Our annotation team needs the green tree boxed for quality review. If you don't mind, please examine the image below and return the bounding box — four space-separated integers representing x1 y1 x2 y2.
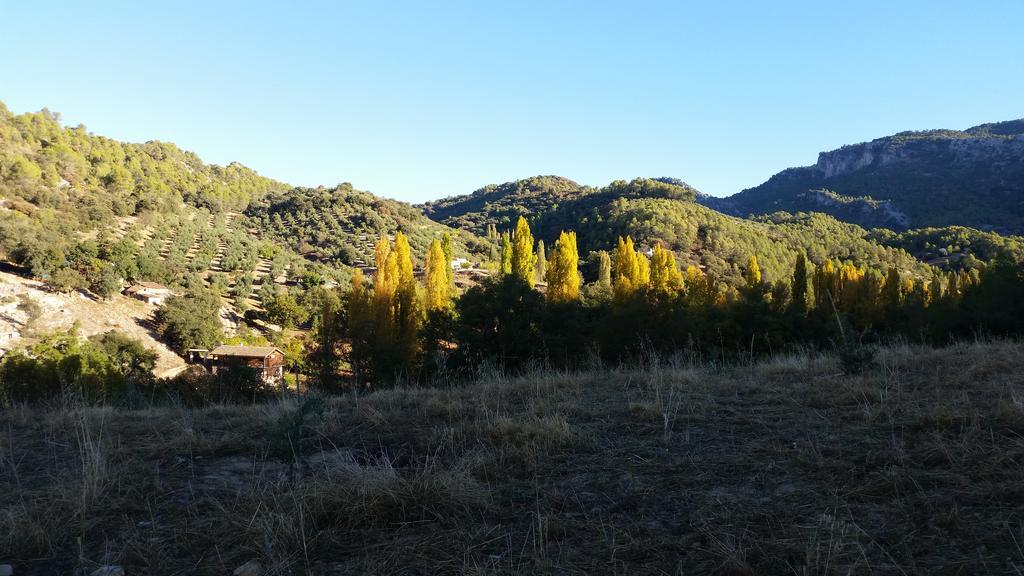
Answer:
789 253 809 316
265 289 309 329
441 232 455 286
598 250 612 287
307 287 342 388
155 288 223 352
88 262 122 299
535 239 547 283
500 231 513 275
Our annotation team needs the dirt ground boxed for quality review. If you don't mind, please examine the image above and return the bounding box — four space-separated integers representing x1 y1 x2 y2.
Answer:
0 270 187 377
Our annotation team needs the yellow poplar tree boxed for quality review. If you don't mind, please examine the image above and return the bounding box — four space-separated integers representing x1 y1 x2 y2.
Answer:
392 232 420 372
372 237 397 329
424 238 451 310
613 236 652 301
636 253 650 287
545 231 580 303
613 236 638 300
510 216 536 284
744 255 762 287
649 244 683 295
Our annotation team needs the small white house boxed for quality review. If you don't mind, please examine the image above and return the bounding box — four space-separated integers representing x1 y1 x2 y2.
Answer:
450 257 470 270
124 281 172 306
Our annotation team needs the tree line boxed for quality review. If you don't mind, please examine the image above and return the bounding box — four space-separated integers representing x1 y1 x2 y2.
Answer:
309 217 1024 387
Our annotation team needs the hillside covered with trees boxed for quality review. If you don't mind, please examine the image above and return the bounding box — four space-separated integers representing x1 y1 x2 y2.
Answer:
0 101 486 306
421 175 933 287
247 184 489 268
716 119 1024 233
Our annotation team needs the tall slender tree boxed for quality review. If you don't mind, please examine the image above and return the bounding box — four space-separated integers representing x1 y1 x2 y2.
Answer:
789 252 809 316
649 244 683 295
500 231 512 275
535 239 547 283
424 238 451 310
613 236 638 300
598 250 612 287
440 232 454 286
545 231 581 303
511 216 536 284
744 255 762 287
372 237 397 330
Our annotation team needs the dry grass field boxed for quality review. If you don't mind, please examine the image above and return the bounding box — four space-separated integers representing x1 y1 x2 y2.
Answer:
2 340 1023 575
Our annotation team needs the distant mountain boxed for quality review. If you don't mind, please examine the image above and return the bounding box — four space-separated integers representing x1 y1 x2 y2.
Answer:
421 175 699 236
712 120 1024 233
421 175 596 236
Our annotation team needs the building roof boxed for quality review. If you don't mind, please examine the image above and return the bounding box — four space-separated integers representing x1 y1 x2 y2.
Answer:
126 281 169 291
209 345 283 359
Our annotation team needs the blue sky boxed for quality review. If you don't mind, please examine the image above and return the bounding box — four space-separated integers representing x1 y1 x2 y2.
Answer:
2 0 1022 202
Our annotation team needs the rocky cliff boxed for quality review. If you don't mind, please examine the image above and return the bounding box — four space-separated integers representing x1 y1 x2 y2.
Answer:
713 120 1024 233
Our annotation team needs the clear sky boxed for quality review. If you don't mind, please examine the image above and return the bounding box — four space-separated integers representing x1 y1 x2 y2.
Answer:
2 1 1022 202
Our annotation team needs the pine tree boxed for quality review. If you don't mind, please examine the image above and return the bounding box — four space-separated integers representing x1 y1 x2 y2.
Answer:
535 239 546 283
511 216 536 284
500 231 512 275
789 252 809 316
597 250 612 287
424 238 451 311
545 231 580 303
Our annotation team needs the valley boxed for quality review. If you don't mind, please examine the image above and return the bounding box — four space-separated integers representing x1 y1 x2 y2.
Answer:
0 99 1022 576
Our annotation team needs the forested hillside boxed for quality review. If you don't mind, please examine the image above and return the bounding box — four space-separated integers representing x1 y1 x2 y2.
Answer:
0 102 289 284
423 175 930 286
247 184 490 268
0 101 486 302
718 120 1024 233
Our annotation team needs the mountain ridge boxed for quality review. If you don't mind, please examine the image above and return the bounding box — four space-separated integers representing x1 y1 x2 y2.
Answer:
712 119 1024 233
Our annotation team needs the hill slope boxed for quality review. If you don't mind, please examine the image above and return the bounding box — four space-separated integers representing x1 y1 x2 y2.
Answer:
423 176 931 285
246 184 490 268
715 120 1024 233
0 101 489 297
